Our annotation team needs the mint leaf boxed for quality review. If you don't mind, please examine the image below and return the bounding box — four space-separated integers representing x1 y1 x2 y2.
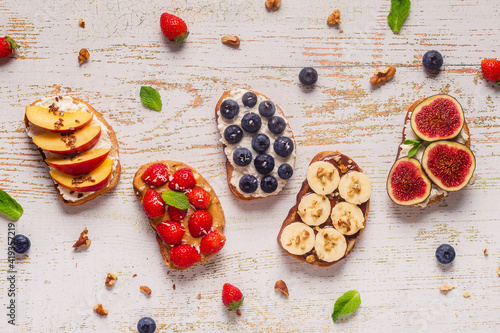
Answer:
161 191 189 210
403 139 422 158
332 290 361 323
0 189 23 220
140 86 162 111
388 0 411 34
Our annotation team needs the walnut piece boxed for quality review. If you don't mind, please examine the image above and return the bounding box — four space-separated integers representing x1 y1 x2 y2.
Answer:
140 286 152 295
439 284 455 293
306 254 315 262
105 273 117 287
274 280 289 297
79 18 85 28
327 9 342 25
265 0 281 11
370 66 396 86
339 163 347 174
221 36 240 47
73 228 91 248
78 48 90 65
93 303 108 316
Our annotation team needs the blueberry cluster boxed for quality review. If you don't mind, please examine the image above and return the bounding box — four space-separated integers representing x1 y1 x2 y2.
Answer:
220 91 294 194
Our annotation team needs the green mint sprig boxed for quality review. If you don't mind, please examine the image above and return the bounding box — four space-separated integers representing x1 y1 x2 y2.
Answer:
161 191 190 210
140 86 162 111
0 189 23 220
403 139 422 158
388 0 411 34
332 290 361 323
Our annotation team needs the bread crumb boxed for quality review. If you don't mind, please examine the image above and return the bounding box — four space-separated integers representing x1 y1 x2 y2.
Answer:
196 293 201 299
484 248 488 255
439 284 455 293
132 274 137 278
463 292 470 298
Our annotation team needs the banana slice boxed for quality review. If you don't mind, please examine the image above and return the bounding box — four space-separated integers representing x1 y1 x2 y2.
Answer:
280 222 315 255
306 161 340 195
338 171 371 205
331 202 365 235
298 193 331 226
314 228 347 262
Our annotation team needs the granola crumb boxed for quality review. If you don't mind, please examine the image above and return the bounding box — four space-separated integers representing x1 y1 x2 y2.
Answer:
439 284 455 293
140 286 152 295
463 292 470 298
196 293 201 299
93 303 108 316
484 248 488 255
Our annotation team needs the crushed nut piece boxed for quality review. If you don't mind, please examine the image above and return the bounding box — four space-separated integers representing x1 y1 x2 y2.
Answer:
105 273 117 287
73 228 91 248
306 254 315 262
484 249 488 255
339 164 347 173
274 280 289 297
463 292 470 298
79 18 85 28
333 156 341 163
172 284 176 290
327 9 342 25
439 284 455 293
196 293 201 299
78 48 90 65
265 0 281 11
370 66 396 86
140 286 152 295
221 35 240 47
93 304 108 316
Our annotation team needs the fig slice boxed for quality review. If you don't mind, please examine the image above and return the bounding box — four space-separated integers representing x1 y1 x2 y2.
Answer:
387 157 432 206
422 141 475 191
410 95 464 142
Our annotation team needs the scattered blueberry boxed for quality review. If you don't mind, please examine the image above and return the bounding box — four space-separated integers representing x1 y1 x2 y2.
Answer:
224 125 243 144
268 116 286 134
258 100 276 117
242 91 258 107
233 148 253 167
422 50 443 71
220 99 239 119
435 244 455 264
137 317 156 333
277 163 294 180
254 153 275 174
239 174 258 193
251 133 270 153
273 136 294 157
10 234 30 254
261 175 278 193
299 67 318 86
241 112 262 133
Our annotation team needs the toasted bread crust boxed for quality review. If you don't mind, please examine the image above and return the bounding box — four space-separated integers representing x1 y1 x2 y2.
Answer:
133 160 225 271
215 89 296 200
277 151 370 267
25 96 121 206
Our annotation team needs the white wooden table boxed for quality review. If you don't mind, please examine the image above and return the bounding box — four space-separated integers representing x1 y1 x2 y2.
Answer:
1 0 500 331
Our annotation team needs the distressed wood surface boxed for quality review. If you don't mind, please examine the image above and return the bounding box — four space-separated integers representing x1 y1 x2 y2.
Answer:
1 0 500 331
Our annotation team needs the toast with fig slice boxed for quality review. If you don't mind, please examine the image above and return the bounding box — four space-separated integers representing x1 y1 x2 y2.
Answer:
24 96 121 206
387 94 475 207
133 161 225 270
278 151 371 267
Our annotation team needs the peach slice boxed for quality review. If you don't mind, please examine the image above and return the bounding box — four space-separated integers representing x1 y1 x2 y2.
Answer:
46 148 111 175
32 126 101 155
49 157 113 192
26 105 93 132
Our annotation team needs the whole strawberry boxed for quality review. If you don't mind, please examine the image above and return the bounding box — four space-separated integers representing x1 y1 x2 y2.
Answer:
142 163 169 187
200 229 226 254
0 36 18 58
170 244 200 268
481 59 500 84
222 283 244 311
142 189 165 218
168 205 187 222
188 210 213 238
169 168 196 192
186 187 211 210
157 221 185 245
160 13 189 43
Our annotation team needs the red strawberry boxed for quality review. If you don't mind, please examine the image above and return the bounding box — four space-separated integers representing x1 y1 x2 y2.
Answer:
168 205 187 222
169 168 196 192
186 187 211 210
188 210 213 238
160 13 189 43
142 189 165 218
170 244 200 268
200 229 226 254
0 36 18 58
157 221 185 245
481 59 500 83
222 283 244 311
142 163 169 187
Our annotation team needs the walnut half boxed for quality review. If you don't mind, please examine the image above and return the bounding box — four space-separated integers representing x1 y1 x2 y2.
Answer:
327 10 342 25
78 48 90 65
265 0 281 11
73 228 91 248
93 303 108 316
370 66 396 86
105 273 117 287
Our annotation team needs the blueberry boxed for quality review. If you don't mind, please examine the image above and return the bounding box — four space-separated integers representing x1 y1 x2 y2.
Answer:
251 133 270 153
254 153 275 174
422 50 443 71
239 174 258 193
278 163 294 179
242 92 257 107
137 317 156 333
220 99 239 119
241 112 262 133
11 234 30 254
258 101 276 117
299 67 318 86
224 125 243 144
233 148 253 167
268 116 286 134
261 175 278 193
273 136 294 157
435 244 455 264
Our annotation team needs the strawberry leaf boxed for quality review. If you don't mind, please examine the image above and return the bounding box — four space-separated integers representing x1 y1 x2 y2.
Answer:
173 31 189 43
140 86 162 111
226 297 244 311
0 189 23 220
387 0 411 34
161 191 190 210
332 290 361 323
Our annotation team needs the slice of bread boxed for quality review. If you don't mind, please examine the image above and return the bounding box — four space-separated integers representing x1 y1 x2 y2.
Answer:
25 96 121 206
